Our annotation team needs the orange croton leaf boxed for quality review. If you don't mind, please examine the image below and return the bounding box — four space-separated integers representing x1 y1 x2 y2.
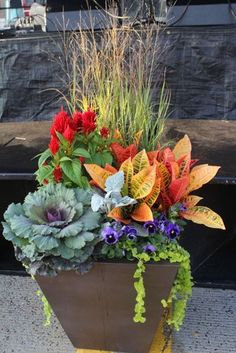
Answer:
147 150 159 165
181 206 225 230
173 134 192 161
131 203 153 222
84 164 112 190
131 165 156 199
159 147 175 164
143 177 161 207
183 195 203 208
132 150 150 174
185 164 220 195
169 176 189 204
111 142 138 166
108 207 131 224
168 161 180 181
104 163 118 174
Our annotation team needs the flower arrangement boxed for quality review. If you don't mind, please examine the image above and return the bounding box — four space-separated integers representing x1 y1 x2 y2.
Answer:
2 107 225 333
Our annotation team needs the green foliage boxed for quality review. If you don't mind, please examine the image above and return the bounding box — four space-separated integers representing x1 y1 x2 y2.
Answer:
35 128 114 188
100 226 193 330
2 183 103 276
128 242 193 329
36 290 53 327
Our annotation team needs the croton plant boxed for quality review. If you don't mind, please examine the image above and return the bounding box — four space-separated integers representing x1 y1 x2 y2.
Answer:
2 108 225 330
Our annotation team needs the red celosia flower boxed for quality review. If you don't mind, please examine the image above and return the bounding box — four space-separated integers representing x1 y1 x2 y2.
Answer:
50 108 71 138
73 111 83 130
100 127 109 138
53 166 62 183
49 137 59 155
63 125 76 144
81 110 97 134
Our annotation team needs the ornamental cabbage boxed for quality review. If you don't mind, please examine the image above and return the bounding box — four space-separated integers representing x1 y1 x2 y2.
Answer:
2 183 102 276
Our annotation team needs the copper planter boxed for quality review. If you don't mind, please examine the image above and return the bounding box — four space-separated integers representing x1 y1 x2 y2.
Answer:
36 261 178 353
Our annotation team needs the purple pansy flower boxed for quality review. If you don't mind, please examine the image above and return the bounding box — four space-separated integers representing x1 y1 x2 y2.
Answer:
119 225 137 240
144 221 158 234
102 227 119 245
143 244 157 253
165 222 181 240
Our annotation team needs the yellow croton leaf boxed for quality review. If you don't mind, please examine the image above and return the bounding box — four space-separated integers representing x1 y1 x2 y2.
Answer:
84 164 112 190
182 206 225 230
173 134 192 161
131 203 153 222
143 178 161 207
131 165 156 200
119 158 134 195
183 195 203 208
132 150 150 174
155 161 171 193
185 164 220 195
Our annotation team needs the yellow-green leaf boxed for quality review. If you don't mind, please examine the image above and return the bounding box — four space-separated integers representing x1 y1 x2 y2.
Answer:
155 161 171 193
132 150 150 174
173 134 192 160
84 164 112 190
182 206 225 230
131 166 156 199
119 158 133 195
185 164 220 195
143 178 161 207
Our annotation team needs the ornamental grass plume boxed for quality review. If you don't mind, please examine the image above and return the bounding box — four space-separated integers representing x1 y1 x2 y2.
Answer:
51 18 170 151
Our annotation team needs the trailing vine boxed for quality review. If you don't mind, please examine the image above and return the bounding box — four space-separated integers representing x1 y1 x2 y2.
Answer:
128 242 193 330
36 290 53 327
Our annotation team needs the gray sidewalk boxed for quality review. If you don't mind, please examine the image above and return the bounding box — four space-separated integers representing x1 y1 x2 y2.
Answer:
0 275 235 353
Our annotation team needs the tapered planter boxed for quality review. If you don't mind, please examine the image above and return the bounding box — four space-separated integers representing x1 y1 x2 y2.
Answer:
36 262 178 353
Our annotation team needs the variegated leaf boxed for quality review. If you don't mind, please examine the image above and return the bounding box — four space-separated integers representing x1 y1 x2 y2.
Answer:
155 161 171 193
107 207 130 224
185 164 220 195
132 150 150 174
105 163 118 173
131 203 153 222
178 156 191 178
182 206 225 230
84 164 112 190
131 166 156 199
173 134 192 161
169 176 189 204
183 195 203 208
119 157 134 195
143 178 161 207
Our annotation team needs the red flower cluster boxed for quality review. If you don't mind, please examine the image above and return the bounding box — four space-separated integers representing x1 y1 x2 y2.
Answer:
48 108 97 156
53 166 62 183
100 127 109 138
73 110 97 134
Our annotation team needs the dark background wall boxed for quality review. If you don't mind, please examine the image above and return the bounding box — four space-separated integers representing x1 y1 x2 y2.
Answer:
1 26 236 122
